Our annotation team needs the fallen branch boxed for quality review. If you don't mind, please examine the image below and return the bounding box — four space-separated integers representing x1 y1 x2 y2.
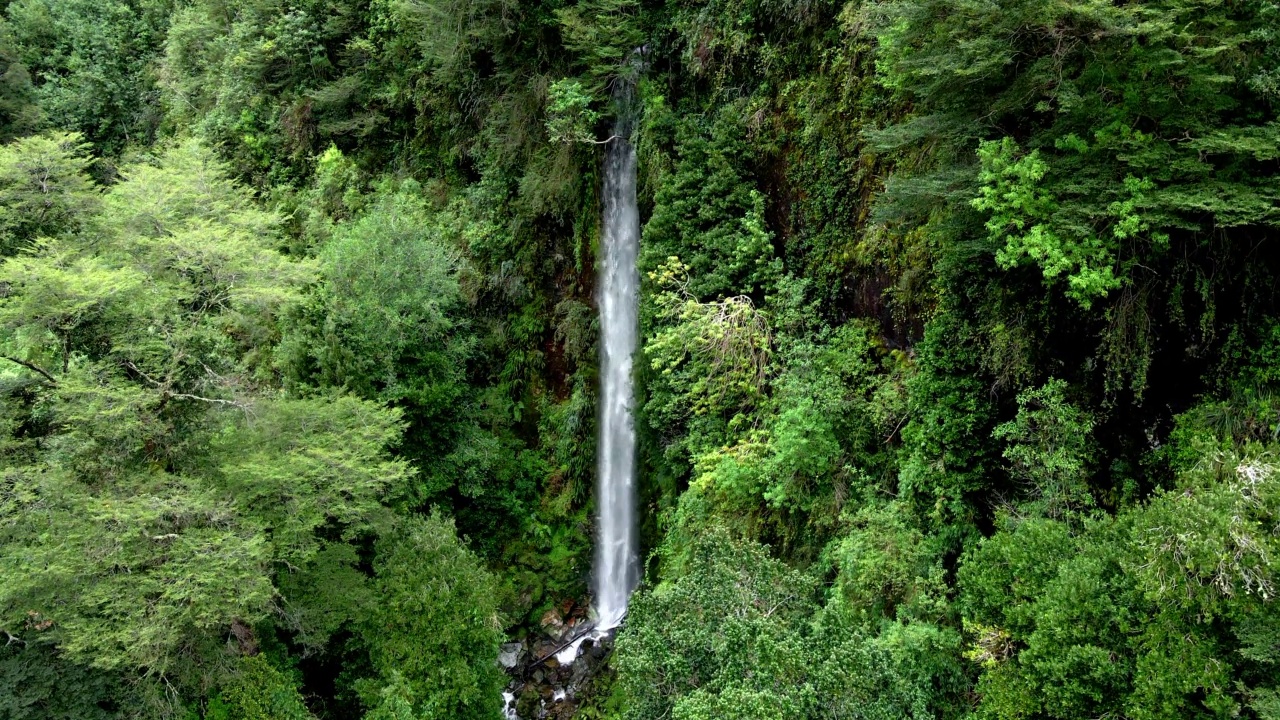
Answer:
529 620 599 668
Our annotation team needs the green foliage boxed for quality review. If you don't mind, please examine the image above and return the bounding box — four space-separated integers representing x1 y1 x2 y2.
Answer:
275 542 371 654
0 137 409 706
278 174 557 560
554 0 643 90
305 184 463 396
161 0 385 185
897 313 996 534
674 314 904 540
1130 456 1280 616
832 501 947 624
0 25 37 142
869 0 1280 388
614 524 966 720
158 0 611 630
361 514 504 720
0 643 133 720
3 1 1280 718
361 673 419 720
545 79 602 145
644 256 773 457
207 655 314 720
992 379 1096 518
957 452 1280 719
959 515 1136 719
973 138 1123 306
612 525 818 719
5 0 173 153
640 105 780 301
0 131 96 256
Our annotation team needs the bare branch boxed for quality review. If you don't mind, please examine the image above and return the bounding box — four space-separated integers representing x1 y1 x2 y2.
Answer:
2 356 58 385
123 360 247 411
167 392 247 410
122 360 163 388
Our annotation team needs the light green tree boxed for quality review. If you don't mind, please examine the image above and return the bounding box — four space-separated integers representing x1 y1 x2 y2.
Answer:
0 136 411 712
992 379 1096 518
0 131 97 256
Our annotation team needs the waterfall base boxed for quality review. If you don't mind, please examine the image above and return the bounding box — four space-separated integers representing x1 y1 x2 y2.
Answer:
498 599 618 720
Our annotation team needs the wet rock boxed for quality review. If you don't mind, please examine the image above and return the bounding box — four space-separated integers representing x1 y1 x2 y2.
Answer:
539 607 565 637
570 652 593 685
532 640 557 660
499 642 523 669
516 686 541 718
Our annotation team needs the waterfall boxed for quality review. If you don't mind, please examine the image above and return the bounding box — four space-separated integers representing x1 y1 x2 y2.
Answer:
593 86 640 633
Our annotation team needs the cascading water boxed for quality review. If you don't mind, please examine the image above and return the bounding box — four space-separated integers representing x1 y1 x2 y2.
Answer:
496 75 642 720
592 82 641 634
528 73 642 676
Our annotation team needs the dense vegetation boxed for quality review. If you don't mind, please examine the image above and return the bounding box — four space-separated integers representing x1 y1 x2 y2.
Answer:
0 0 1278 718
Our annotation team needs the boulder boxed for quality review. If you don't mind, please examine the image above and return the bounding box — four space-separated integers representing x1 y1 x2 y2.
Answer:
539 607 566 637
498 642 523 669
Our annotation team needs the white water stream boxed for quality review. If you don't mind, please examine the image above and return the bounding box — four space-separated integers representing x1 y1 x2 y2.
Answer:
505 83 642 703
498 81 642 720
592 95 640 635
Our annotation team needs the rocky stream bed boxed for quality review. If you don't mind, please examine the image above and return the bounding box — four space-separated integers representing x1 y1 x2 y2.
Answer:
499 600 616 719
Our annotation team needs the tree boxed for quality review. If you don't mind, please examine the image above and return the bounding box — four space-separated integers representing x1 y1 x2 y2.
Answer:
614 524 966 720
361 513 504 720
5 0 174 153
0 131 96 256
206 655 314 720
0 137 411 711
0 23 38 142
992 379 1096 518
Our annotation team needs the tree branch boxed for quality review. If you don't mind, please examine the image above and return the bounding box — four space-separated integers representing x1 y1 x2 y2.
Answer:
122 360 163 388
167 392 246 409
123 360 247 411
2 356 58 385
